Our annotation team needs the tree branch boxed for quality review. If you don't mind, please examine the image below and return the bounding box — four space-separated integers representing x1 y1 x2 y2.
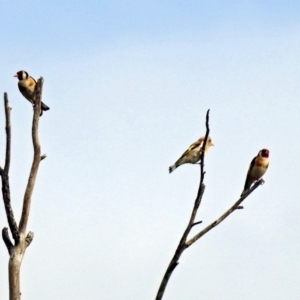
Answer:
2 227 13 254
199 109 210 185
186 179 264 247
4 93 11 174
155 110 210 300
19 78 43 234
0 94 19 243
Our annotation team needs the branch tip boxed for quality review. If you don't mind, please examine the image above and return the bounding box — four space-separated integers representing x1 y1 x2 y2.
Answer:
192 221 203 227
40 154 47 161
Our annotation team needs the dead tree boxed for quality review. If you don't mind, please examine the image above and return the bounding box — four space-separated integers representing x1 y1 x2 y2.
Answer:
1 78 46 300
155 110 265 300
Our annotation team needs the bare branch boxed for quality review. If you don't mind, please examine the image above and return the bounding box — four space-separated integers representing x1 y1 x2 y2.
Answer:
155 110 210 300
191 220 203 227
186 179 264 247
0 94 19 243
0 170 19 243
2 227 13 254
156 110 266 300
4 93 11 174
199 109 210 185
19 78 43 234
25 231 34 248
40 154 47 161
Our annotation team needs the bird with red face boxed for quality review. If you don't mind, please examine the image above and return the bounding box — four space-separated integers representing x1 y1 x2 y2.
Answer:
14 70 50 115
241 148 269 196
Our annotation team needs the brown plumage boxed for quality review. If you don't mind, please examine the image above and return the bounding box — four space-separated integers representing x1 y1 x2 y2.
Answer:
169 136 214 173
241 149 269 196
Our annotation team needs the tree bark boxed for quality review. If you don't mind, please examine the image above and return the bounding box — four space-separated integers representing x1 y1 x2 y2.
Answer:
1 78 45 299
9 244 23 300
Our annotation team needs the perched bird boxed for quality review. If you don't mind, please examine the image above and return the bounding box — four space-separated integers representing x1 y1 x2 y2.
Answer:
169 136 214 173
14 70 50 115
241 148 269 196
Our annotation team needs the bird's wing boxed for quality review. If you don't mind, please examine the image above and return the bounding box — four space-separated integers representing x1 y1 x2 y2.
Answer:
179 140 203 158
18 84 27 94
247 156 256 176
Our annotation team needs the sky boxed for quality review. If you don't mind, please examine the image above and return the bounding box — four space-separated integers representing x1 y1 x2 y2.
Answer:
0 1 300 299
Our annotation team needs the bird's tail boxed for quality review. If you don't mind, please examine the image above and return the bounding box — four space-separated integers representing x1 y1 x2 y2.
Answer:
169 164 177 173
241 178 253 197
41 102 50 111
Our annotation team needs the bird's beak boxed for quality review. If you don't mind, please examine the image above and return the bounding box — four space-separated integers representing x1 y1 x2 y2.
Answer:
13 74 18 77
211 144 214 146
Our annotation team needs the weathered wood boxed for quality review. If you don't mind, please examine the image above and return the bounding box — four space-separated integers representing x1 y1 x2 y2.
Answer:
1 79 45 299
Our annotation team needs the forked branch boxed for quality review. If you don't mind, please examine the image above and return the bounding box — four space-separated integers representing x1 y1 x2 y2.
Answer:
155 110 265 300
1 79 45 300
186 179 264 247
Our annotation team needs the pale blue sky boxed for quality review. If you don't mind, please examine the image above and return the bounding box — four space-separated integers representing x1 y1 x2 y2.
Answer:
0 1 300 299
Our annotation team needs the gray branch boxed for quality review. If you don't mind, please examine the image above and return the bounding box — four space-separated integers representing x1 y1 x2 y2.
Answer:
19 78 43 234
0 94 19 243
186 179 264 247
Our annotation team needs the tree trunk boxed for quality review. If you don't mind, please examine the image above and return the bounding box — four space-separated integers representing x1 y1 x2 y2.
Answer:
9 242 25 300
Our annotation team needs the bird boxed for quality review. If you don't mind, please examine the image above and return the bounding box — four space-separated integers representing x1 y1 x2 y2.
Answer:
241 148 269 196
14 70 50 115
169 136 214 173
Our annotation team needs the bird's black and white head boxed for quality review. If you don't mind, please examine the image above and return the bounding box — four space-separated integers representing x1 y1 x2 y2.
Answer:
14 70 29 81
258 148 269 158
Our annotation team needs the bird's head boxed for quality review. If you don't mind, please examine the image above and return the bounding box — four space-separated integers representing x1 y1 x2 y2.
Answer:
14 70 29 80
207 137 214 147
199 136 214 153
259 149 269 158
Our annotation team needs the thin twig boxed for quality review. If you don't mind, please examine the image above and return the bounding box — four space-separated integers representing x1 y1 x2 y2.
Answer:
155 110 210 300
4 93 11 174
19 78 43 234
199 109 210 185
192 221 202 227
186 179 264 247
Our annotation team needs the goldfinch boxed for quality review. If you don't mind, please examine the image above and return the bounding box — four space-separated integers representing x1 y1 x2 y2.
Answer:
169 136 214 173
14 70 50 115
241 148 269 196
